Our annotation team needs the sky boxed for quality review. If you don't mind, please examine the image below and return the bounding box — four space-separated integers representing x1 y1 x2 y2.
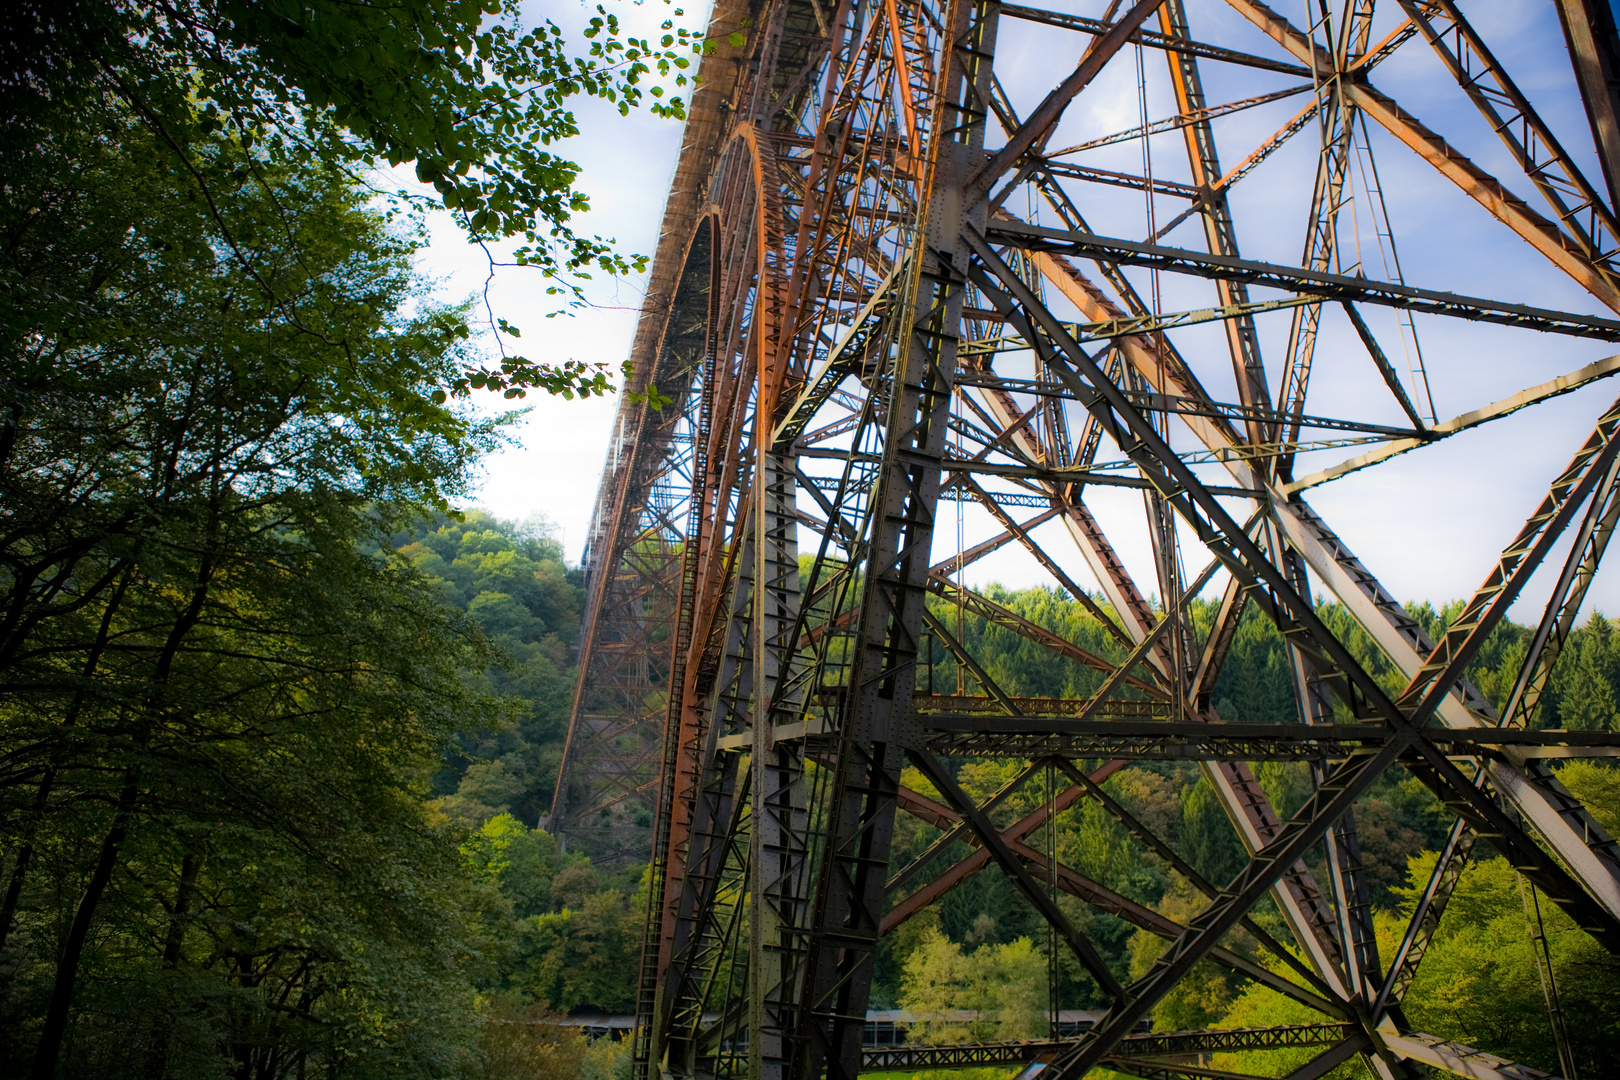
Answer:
423 0 1620 621
401 0 692 561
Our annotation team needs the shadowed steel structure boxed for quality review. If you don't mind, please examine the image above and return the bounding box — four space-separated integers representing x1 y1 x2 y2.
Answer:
553 0 1620 1076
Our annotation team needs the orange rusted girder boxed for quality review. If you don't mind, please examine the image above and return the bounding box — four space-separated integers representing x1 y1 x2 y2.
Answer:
882 759 1126 932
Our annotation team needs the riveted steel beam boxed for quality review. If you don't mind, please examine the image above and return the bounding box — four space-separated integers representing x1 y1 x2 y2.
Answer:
984 220 1620 339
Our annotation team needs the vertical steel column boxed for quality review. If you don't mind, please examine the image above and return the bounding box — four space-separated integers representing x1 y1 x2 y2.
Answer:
751 449 806 1080
793 5 998 1076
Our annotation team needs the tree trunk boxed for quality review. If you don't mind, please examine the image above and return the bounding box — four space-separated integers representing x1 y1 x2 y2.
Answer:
160 854 198 968
0 779 46 953
144 853 199 1080
30 771 139 1080
1 571 131 954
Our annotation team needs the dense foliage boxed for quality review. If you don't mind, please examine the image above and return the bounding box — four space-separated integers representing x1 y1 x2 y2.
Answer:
422 559 1620 1078
397 514 583 824
394 514 647 1018
0 0 680 1072
2 0 706 401
0 47 519 1067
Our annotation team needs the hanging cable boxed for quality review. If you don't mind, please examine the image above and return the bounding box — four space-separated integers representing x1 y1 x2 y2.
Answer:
1133 40 1191 699
954 383 967 695
1519 871 1580 1079
1352 112 1437 423
1046 757 1060 1040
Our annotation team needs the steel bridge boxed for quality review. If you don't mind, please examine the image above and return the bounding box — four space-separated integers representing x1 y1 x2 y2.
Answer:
550 0 1620 1076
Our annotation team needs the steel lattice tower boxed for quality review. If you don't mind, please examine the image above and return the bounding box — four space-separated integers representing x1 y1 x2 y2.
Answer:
553 1 1620 1076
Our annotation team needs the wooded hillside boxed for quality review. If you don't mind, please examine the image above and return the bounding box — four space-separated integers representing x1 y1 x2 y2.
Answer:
416 518 1620 1077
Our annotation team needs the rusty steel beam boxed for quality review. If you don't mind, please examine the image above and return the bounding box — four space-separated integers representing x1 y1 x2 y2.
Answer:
1158 0 1272 444
882 760 1127 933
925 573 1169 695
971 0 1166 194
910 748 1127 1000
1555 0 1620 213
1403 0 1620 273
1007 216 1620 951
999 2 1311 77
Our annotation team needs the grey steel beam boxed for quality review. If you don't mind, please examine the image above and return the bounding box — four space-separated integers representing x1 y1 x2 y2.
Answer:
998 2 1312 77
1504 451 1620 727
860 1023 1358 1070
750 451 809 1080
942 457 1262 497
1374 817 1477 1021
1276 10 1378 479
1220 0 1620 311
1052 745 1413 1077
1156 0 1272 446
920 715 1620 747
1004 209 1620 937
952 371 1423 439
1046 756 1347 1007
884 759 1042 893
1382 1032 1561 1080
792 4 1000 1074
908 748 1128 1000
985 219 1620 339
1284 352 1620 491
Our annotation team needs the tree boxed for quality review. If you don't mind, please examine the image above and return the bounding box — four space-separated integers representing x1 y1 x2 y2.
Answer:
516 888 643 1013
1125 877 1244 1033
898 927 972 1046
964 937 1048 1042
1559 759 1620 835
397 513 584 826
478 1000 588 1080
1179 775 1246 886
0 490 504 1079
1552 614 1620 731
0 104 517 1077
2 0 710 401
1210 981 1372 1080
1392 855 1620 1077
898 926 1049 1045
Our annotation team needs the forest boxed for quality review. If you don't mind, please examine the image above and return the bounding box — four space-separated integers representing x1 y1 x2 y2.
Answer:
402 523 1620 1079
2 0 1619 1078
17 490 1618 1078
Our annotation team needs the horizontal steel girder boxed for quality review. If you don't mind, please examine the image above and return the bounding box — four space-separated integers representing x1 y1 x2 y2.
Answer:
859 1023 1356 1070
984 219 1620 339
919 716 1620 760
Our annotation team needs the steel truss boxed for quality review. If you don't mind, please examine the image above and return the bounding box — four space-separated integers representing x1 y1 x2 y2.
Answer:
552 0 1620 1076
860 1022 1355 1071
